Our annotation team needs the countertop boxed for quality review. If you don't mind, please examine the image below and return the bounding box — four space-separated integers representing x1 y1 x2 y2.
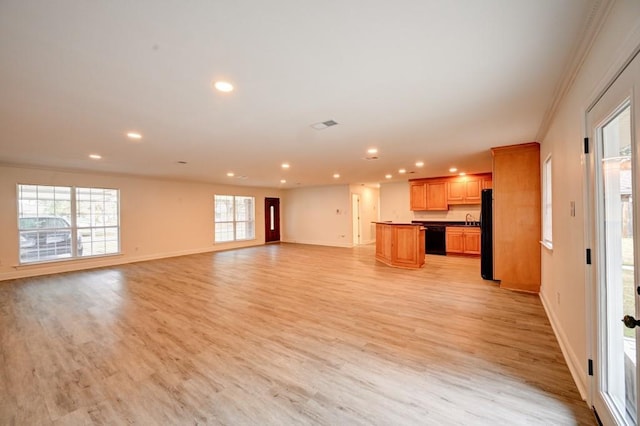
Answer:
374 222 424 226
411 220 480 227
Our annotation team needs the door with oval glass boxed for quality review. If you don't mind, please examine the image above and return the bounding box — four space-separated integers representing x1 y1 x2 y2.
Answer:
265 197 280 243
587 50 640 425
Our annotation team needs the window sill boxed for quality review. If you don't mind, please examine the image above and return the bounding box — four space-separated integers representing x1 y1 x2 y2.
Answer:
540 241 553 252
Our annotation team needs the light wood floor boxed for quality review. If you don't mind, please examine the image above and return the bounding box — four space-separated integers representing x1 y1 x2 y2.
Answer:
1 243 594 425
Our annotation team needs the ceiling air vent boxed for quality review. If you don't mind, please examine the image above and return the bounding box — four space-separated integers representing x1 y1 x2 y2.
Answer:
310 120 339 130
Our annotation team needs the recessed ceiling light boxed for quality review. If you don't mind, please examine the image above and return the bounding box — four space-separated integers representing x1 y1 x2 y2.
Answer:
226 172 235 177
385 174 392 179
449 167 458 173
127 132 142 140
280 179 287 184
213 81 234 92
398 168 406 174
415 161 424 167
89 154 102 160
367 148 378 155
333 173 340 179
459 172 466 176
281 163 290 169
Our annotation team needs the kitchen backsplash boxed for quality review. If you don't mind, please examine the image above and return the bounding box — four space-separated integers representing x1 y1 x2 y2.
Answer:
412 204 481 222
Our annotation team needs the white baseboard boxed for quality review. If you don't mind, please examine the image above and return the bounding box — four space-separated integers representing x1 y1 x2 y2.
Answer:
540 291 588 400
281 238 352 248
0 243 263 282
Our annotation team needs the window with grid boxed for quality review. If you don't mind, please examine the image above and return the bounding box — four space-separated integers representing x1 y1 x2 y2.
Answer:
17 184 120 263
214 195 255 242
542 155 553 248
76 187 120 256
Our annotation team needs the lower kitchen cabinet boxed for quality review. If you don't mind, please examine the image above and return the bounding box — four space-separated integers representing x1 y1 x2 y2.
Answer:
445 227 480 256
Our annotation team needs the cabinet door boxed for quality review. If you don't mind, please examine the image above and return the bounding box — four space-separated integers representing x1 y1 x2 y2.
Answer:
375 224 385 258
445 228 464 253
392 226 419 267
447 180 465 203
426 181 448 210
482 178 493 189
463 228 481 255
464 179 482 203
410 182 427 210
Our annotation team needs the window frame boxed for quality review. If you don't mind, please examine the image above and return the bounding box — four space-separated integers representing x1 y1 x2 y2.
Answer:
17 184 121 264
214 194 256 243
542 154 553 249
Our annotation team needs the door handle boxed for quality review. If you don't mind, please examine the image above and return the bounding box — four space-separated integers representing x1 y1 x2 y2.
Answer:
622 315 640 329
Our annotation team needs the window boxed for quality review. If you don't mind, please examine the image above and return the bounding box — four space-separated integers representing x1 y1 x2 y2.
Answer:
214 195 255 242
76 187 120 256
542 155 553 248
18 184 120 263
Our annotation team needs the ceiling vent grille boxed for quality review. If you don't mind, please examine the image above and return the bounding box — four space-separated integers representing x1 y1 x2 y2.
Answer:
311 120 339 130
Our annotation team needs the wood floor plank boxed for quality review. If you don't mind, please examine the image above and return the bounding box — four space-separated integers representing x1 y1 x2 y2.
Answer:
0 243 594 425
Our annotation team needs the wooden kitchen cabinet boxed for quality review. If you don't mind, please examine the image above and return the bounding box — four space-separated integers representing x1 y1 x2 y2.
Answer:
446 226 480 256
425 180 448 210
410 173 491 210
410 179 447 211
445 227 464 253
492 142 540 293
409 181 427 210
375 223 425 269
463 227 481 255
447 175 485 204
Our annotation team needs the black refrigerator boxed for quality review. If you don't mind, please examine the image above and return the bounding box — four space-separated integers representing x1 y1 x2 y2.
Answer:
480 189 494 280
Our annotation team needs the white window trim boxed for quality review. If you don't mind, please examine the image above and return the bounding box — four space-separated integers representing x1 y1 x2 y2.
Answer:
541 154 553 250
214 195 256 243
17 184 121 264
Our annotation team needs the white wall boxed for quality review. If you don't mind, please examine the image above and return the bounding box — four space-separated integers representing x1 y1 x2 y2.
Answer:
0 164 282 281
540 0 640 399
380 181 481 222
350 184 380 245
281 184 352 247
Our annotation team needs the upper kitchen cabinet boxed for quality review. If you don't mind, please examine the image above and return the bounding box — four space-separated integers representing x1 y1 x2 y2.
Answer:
492 142 541 293
410 173 491 210
447 174 485 204
409 181 427 210
410 179 448 211
425 180 448 210
482 176 493 189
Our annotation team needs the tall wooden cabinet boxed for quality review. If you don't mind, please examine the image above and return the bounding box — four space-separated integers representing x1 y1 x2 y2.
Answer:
491 142 541 293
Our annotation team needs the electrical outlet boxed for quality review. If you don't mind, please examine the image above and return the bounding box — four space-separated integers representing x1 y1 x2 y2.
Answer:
570 201 575 217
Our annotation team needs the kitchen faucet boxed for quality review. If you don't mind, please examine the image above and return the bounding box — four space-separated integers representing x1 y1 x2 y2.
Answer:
465 213 474 225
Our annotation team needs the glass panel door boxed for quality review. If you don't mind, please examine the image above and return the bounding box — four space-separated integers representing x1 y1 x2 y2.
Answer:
599 104 636 424
588 49 640 426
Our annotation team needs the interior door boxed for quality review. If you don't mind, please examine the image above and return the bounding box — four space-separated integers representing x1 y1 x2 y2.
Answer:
588 51 640 425
352 194 360 246
265 197 280 243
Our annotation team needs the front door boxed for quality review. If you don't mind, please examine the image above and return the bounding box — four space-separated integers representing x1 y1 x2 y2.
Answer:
588 51 640 425
265 197 280 243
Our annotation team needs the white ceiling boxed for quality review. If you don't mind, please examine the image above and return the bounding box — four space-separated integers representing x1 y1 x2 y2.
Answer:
0 0 598 188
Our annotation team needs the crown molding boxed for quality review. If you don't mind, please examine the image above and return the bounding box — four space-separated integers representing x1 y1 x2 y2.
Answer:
535 0 616 142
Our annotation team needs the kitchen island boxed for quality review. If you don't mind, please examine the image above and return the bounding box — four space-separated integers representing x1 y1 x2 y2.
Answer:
375 222 425 269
